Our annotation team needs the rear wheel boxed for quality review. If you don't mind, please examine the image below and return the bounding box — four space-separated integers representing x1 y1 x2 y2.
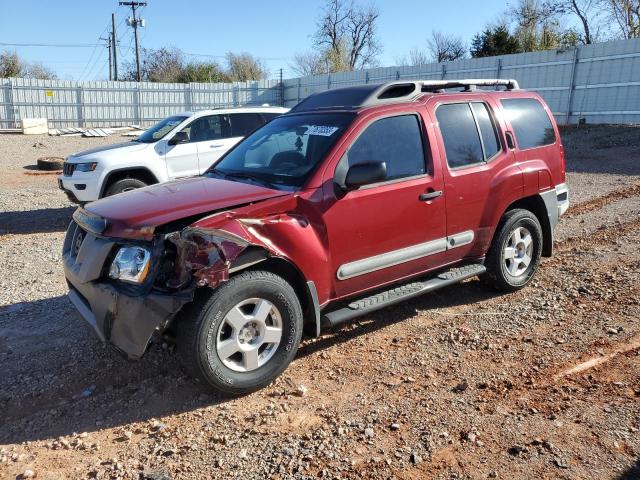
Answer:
177 270 303 396
482 209 543 292
104 178 147 197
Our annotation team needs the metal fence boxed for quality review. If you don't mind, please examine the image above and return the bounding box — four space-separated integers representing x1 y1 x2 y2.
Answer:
1 38 639 129
0 79 282 129
283 38 640 125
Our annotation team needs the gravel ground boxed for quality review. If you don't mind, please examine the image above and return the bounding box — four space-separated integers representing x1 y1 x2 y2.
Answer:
0 127 639 480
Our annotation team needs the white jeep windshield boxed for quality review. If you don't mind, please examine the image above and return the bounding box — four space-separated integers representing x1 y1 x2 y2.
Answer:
134 115 188 144
206 112 354 190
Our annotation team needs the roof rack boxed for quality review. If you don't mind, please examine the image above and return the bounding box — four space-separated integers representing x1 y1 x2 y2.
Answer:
291 78 520 112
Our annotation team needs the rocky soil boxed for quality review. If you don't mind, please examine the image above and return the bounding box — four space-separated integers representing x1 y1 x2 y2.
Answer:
0 126 639 480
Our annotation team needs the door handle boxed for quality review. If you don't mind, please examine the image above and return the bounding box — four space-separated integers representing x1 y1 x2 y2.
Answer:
209 144 224 148
419 190 443 201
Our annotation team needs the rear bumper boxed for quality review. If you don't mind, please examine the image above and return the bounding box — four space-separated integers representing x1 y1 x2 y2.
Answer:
539 183 569 256
62 220 192 360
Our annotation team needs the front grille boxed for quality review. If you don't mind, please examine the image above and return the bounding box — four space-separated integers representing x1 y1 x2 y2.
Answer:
63 162 76 176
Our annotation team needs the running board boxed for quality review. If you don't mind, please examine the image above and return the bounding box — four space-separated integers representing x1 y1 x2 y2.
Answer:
322 263 486 328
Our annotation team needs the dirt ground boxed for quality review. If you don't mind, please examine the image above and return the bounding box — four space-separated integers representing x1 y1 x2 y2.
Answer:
0 125 639 480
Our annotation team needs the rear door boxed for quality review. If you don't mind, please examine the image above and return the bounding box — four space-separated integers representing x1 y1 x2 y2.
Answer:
430 96 523 261
322 110 447 299
194 114 233 173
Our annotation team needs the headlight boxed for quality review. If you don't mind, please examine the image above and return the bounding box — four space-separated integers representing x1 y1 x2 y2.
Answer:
76 162 98 172
109 246 151 283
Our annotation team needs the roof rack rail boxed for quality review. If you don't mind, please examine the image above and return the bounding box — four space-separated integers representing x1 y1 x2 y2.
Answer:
420 78 519 92
290 78 521 112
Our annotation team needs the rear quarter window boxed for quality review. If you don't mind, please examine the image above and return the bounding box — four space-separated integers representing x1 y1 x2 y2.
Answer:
501 98 556 149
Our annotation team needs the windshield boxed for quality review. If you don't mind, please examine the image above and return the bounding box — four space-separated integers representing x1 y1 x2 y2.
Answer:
206 112 354 190
135 115 188 143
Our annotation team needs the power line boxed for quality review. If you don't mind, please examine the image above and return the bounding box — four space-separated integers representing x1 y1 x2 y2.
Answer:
0 41 101 48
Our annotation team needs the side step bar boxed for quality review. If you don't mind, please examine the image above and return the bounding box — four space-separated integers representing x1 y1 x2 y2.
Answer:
322 263 486 328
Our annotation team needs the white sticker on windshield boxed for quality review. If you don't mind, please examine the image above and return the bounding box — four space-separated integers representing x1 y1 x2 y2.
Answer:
307 125 339 136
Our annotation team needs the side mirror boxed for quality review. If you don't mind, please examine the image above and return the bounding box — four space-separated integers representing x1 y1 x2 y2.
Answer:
168 131 189 146
344 161 387 190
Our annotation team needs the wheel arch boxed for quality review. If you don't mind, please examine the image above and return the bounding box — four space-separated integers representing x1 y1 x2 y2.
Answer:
100 167 160 198
230 249 321 338
504 194 553 257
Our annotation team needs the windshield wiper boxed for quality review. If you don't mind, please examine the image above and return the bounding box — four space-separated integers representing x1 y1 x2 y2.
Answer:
209 169 279 190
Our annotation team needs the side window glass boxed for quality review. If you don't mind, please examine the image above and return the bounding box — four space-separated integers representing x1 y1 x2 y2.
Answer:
230 113 263 137
471 103 500 159
341 115 426 182
501 98 556 149
436 103 483 168
183 115 226 142
261 112 282 122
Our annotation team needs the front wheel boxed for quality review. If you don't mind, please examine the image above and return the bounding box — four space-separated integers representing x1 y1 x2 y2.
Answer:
482 209 543 292
177 270 303 396
104 178 147 197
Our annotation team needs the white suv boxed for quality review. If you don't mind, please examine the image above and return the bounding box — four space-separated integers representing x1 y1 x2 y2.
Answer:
58 106 289 203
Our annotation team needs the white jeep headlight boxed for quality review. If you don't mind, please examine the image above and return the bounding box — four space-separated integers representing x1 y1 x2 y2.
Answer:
109 246 151 283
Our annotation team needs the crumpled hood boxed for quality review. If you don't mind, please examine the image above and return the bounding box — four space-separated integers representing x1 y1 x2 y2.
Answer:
69 141 148 160
84 176 289 239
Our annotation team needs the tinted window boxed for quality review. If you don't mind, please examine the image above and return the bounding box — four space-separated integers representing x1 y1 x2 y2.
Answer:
182 115 231 142
436 103 483 168
501 98 555 149
230 113 264 137
261 112 282 122
471 103 500 159
341 115 425 182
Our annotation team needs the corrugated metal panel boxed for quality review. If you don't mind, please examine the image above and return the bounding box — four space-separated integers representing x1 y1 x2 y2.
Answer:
1 38 639 128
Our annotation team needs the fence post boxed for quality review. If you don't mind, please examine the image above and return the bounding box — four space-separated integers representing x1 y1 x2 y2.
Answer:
8 79 17 129
232 84 239 106
134 83 142 126
565 47 579 125
76 85 85 128
327 75 331 90
395 70 400 80
496 58 502 79
297 78 301 103
185 84 193 111
441 64 447 79
365 71 370 84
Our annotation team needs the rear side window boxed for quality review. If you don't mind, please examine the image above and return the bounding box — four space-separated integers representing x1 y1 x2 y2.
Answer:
230 113 264 137
342 114 426 181
471 103 500 159
436 103 484 168
501 98 556 149
183 114 230 142
261 112 282 122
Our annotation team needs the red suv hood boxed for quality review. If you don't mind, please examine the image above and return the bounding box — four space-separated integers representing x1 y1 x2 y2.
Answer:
85 176 289 239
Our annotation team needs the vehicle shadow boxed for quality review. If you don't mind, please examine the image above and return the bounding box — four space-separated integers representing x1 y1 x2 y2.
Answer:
618 458 640 480
0 279 501 445
0 207 75 235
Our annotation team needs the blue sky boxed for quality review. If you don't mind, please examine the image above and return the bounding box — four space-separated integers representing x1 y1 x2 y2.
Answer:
0 0 510 80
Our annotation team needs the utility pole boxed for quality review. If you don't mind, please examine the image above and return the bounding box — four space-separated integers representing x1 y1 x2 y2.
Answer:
100 35 112 81
111 12 118 81
120 1 147 82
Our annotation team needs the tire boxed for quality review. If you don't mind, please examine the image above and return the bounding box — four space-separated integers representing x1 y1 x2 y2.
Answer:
482 208 543 292
104 178 147 197
37 156 64 171
177 270 303 396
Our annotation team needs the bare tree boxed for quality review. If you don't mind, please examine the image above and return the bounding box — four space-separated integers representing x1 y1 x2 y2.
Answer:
313 0 381 72
600 0 640 38
225 52 268 81
291 51 328 76
550 0 601 43
395 47 430 66
0 51 57 79
427 31 466 62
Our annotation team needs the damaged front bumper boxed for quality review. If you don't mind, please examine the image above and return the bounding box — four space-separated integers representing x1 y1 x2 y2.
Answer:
62 219 192 360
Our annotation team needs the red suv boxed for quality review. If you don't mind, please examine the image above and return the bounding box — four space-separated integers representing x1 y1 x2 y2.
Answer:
63 79 569 395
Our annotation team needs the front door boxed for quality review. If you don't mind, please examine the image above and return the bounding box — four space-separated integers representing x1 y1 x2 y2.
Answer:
322 111 447 299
